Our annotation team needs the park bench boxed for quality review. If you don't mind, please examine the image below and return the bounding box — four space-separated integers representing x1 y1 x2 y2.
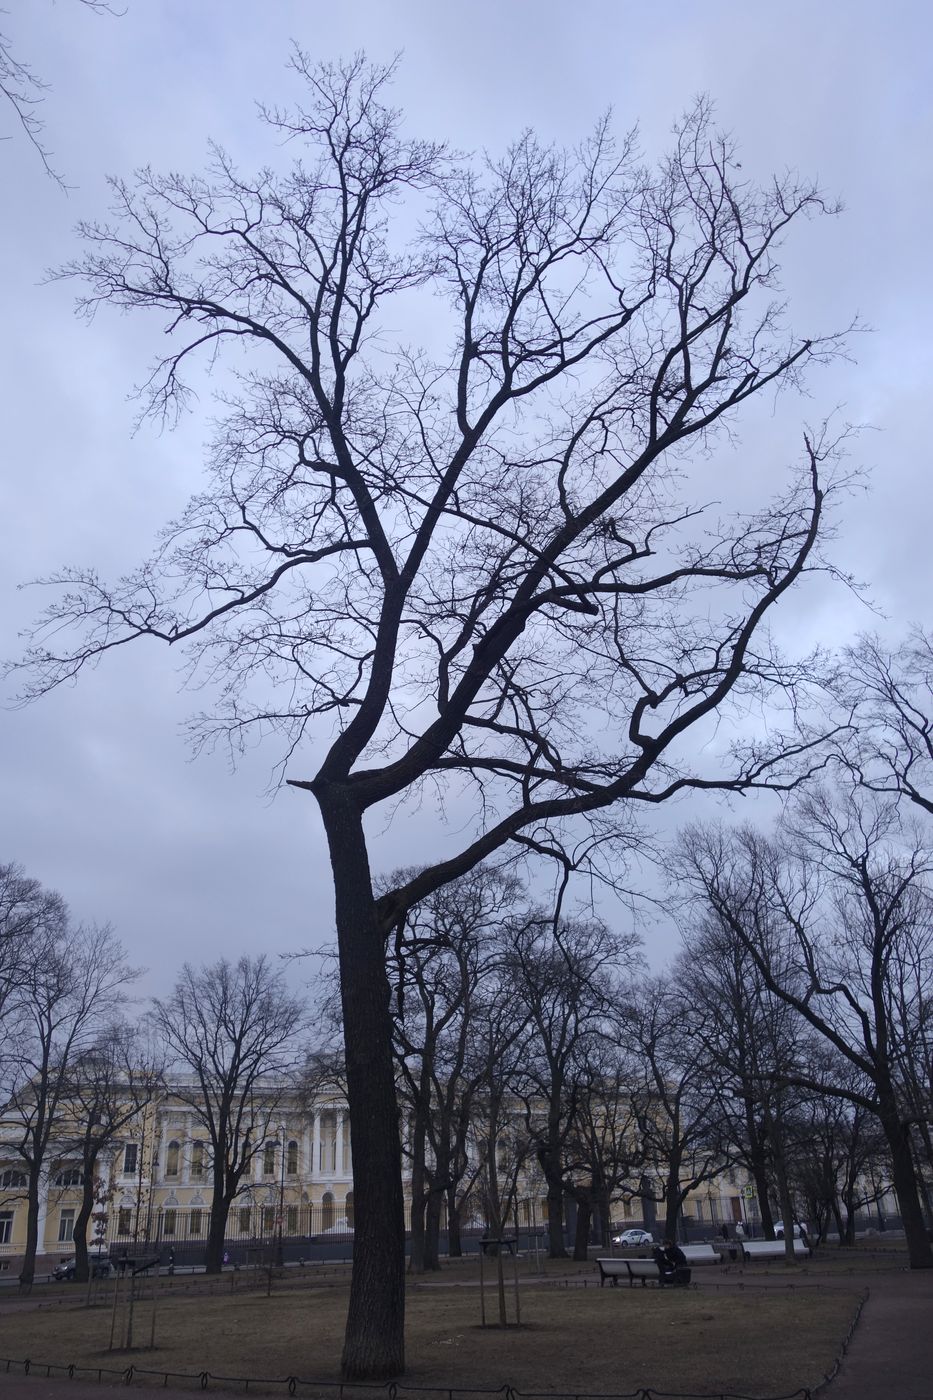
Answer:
596 1257 678 1288
741 1239 810 1261
625 1258 663 1286
596 1256 632 1286
680 1244 721 1265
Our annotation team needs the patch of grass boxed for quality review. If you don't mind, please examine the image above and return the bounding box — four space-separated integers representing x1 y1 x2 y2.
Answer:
0 1268 862 1397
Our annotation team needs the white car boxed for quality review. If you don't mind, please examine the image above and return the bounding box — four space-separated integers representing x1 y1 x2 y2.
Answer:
612 1228 654 1247
773 1220 808 1239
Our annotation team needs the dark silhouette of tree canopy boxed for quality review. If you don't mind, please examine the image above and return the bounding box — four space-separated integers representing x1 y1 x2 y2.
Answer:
9 55 851 1375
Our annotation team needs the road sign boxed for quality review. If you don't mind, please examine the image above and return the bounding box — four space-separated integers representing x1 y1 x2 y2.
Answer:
742 1185 756 1199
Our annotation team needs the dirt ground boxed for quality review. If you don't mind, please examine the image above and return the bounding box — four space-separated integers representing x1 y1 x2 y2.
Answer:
0 1254 866 1397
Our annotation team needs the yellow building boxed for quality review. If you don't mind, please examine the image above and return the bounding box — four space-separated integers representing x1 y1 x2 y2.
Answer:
1 1077 759 1275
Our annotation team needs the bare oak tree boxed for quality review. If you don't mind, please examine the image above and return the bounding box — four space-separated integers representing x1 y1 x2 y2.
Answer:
841 630 933 817
55 1021 163 1282
677 791 933 1268
618 978 729 1244
10 56 849 1374
4 919 136 1288
150 955 308 1275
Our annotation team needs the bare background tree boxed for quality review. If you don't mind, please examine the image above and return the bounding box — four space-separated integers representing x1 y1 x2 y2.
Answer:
150 955 308 1275
9 56 851 1374
618 979 728 1245
1 1 114 187
55 1022 163 1282
677 788 933 1269
3 917 137 1288
841 631 933 816
509 914 637 1258
388 866 519 1272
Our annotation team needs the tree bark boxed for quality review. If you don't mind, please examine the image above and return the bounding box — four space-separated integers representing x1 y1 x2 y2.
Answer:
18 1173 41 1290
878 1101 933 1269
73 1169 96 1283
573 1194 591 1260
407 1110 428 1274
204 1173 231 1274
319 790 406 1379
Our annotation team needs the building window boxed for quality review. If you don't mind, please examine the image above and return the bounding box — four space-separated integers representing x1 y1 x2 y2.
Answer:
0 1168 27 1190
0 1212 14 1244
261 1206 275 1235
117 1207 132 1235
287 1140 299 1176
286 1206 298 1235
54 1167 84 1188
321 1191 335 1231
122 1144 138 1177
238 1207 252 1235
165 1142 180 1178
191 1142 205 1180
190 1209 203 1237
162 1209 176 1238
58 1208 75 1244
263 1141 276 1177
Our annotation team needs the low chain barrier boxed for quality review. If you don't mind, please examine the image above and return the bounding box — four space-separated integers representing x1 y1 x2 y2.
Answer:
811 1286 870 1396
1 1359 813 1400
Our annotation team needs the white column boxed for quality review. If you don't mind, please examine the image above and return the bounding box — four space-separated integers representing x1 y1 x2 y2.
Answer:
312 1111 321 1177
36 1172 50 1258
336 1111 345 1177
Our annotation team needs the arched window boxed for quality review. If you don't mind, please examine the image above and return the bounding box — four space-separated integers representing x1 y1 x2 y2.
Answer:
0 1168 27 1189
54 1166 84 1187
165 1141 180 1178
287 1140 299 1176
263 1140 276 1176
345 1191 354 1228
191 1141 205 1179
321 1191 335 1231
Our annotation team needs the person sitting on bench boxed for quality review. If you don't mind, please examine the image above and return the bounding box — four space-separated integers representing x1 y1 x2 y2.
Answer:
653 1239 691 1287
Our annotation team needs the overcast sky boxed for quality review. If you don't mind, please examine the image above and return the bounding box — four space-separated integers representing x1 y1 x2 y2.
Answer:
1 0 931 998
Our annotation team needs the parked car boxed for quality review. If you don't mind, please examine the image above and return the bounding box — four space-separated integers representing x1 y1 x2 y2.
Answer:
52 1255 113 1281
612 1228 654 1247
773 1221 809 1239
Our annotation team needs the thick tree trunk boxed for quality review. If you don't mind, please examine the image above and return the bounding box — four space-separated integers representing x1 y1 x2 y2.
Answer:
407 1112 428 1274
663 1153 683 1243
766 1106 797 1262
73 1173 95 1283
204 1179 232 1274
319 791 406 1379
542 1113 567 1259
545 1174 566 1257
878 1104 933 1269
19 1173 40 1290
